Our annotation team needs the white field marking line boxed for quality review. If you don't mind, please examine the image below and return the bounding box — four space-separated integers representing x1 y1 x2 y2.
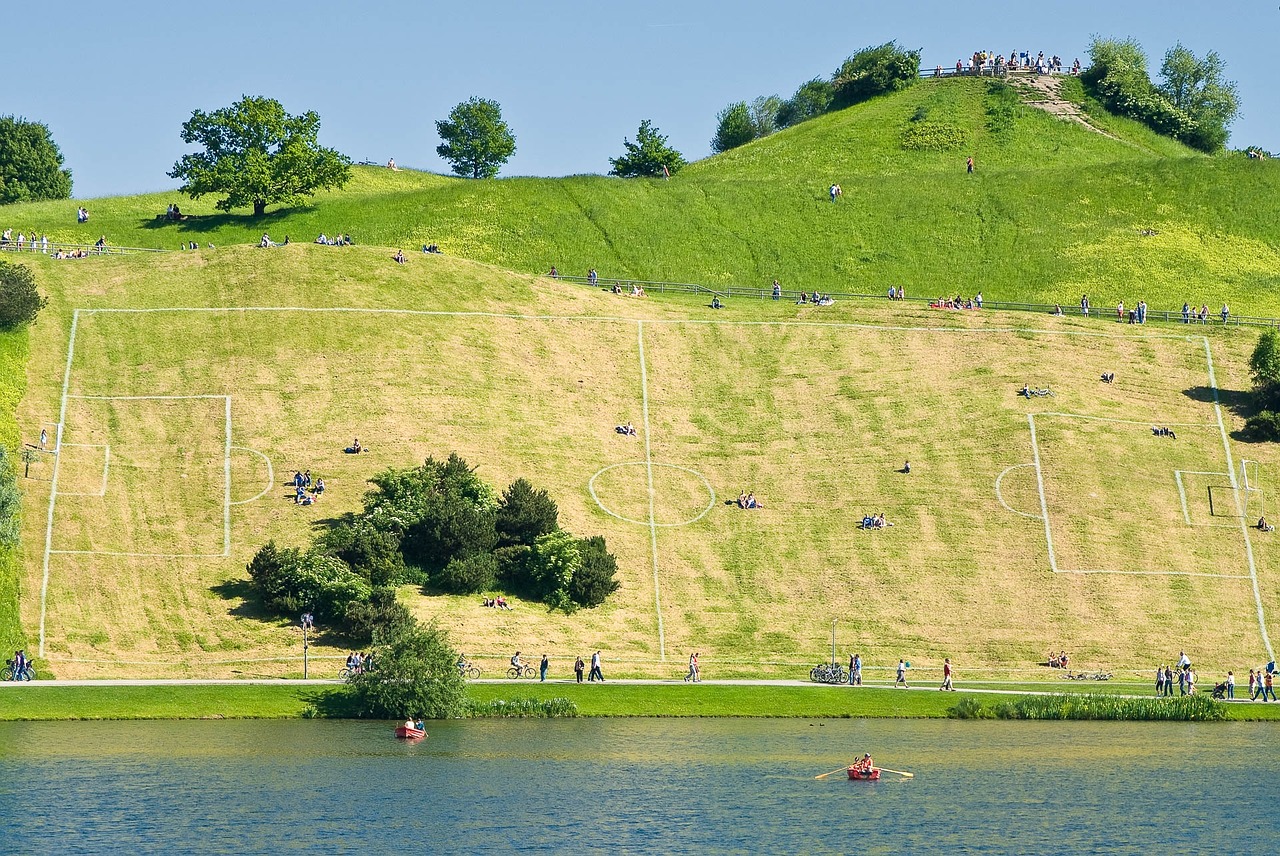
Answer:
229 446 275 505
1033 411 1217 428
43 655 348 665
48 550 228 558
39 308 80 657
1031 412 1249 577
78 305 1202 341
1203 337 1275 661
636 320 665 662
994 464 1043 520
55 443 110 497
1173 470 1238 529
587 461 717 527
1027 415 1058 573
224 397 232 556
66 393 228 401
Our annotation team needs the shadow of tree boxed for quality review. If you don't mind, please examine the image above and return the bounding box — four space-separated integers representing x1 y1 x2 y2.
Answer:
301 687 362 718
139 207 309 234
209 578 271 619
1183 385 1262 442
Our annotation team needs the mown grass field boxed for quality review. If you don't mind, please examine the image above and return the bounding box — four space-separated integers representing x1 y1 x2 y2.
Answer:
8 245 1279 683
2 77 1278 315
3 682 1279 721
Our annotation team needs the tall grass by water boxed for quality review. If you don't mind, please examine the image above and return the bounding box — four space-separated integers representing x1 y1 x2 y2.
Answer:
950 693 1228 721
465 697 579 718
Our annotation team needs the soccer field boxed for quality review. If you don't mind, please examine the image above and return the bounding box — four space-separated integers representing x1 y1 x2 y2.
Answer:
17 287 1279 679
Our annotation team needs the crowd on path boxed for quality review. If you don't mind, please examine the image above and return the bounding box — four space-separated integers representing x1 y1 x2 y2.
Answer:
937 50 1080 78
1153 651 1276 701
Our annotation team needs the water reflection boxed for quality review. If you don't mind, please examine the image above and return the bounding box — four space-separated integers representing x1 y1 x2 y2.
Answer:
0 719 1275 854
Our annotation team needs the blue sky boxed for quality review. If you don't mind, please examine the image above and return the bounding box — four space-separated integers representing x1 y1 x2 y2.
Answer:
6 1 1276 198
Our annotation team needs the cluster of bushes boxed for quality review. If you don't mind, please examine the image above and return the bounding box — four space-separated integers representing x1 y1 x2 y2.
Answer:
464 697 579 718
1082 38 1239 153
1246 331 1280 441
711 42 921 153
0 260 47 330
246 454 620 640
950 693 1226 721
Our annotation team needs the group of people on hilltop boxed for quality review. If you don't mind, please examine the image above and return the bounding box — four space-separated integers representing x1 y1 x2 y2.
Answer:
931 293 982 310
1180 302 1229 324
942 51 1079 77
316 233 353 246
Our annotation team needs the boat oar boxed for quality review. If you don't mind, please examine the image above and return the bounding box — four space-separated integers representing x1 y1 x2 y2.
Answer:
815 765 850 779
878 768 914 778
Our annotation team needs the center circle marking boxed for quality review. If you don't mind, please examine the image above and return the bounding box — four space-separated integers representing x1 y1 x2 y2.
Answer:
588 462 717 527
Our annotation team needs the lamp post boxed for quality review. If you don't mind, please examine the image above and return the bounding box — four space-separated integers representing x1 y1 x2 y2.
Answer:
302 621 309 680
831 619 837 667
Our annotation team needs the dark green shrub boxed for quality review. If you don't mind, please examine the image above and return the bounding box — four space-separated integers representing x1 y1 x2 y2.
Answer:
570 536 620 607
0 260 47 330
711 102 756 153
495 478 559 547
344 621 467 719
831 42 921 109
948 696 992 719
1243 410 1280 441
434 552 498 594
342 587 415 644
315 517 410 586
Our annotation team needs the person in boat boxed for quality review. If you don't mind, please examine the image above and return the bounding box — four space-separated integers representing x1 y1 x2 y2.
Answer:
855 753 874 774
415 719 425 731
404 717 416 731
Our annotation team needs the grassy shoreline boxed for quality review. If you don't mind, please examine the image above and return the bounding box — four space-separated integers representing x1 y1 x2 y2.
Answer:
2 683 1279 722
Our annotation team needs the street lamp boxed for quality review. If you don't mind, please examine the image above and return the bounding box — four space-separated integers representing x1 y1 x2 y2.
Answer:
301 620 310 679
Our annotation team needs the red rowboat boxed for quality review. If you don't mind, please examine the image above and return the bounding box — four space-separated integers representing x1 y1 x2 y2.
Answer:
394 726 426 739
847 766 881 781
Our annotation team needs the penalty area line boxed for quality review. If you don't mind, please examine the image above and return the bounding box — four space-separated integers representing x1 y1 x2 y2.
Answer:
637 321 665 662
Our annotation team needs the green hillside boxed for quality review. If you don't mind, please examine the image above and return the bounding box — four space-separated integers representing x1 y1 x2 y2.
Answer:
4 77 1279 315
3 75 1280 682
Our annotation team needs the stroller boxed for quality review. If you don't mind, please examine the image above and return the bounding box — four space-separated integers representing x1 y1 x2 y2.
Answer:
1211 681 1228 700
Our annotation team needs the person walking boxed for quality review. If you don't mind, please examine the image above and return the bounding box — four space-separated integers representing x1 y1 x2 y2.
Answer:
1155 665 1165 696
539 654 549 682
852 653 862 686
1249 669 1258 700
1266 670 1276 701
966 156 975 174
1226 671 1235 700
895 659 908 689
588 650 604 682
574 655 585 683
940 658 955 691
848 653 857 686
686 652 699 683
1164 665 1174 697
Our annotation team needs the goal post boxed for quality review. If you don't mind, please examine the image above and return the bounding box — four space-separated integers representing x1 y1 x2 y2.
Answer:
1242 459 1264 520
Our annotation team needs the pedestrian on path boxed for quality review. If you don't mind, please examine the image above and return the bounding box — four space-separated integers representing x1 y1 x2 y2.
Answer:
1265 670 1276 701
685 652 700 682
539 654 549 682
1163 665 1173 697
940 658 955 691
588 650 604 682
1226 671 1235 700
896 659 909 688
848 653 856 686
1249 669 1257 700
1156 665 1165 696
574 655 585 683
852 653 862 686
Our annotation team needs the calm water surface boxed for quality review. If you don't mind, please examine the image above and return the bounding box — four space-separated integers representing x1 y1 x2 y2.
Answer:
0 718 1275 854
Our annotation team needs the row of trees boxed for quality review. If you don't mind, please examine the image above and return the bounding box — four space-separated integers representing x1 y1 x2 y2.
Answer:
247 454 620 641
711 42 921 153
1082 38 1239 153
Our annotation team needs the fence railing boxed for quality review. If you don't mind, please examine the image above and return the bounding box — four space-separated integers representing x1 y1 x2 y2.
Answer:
918 65 1080 79
554 275 1280 330
0 241 168 256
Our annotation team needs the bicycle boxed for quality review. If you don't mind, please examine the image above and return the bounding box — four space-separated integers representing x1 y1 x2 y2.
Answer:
809 663 847 684
458 663 481 680
2 660 35 681
506 663 537 679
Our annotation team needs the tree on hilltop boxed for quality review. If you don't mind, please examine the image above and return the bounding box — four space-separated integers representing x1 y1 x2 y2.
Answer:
609 119 685 178
711 102 756 153
1158 44 1239 153
0 116 72 204
168 96 351 216
831 42 921 109
435 97 517 179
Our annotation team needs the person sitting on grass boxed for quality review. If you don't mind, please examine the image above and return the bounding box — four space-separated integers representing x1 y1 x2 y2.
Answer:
737 492 748 509
496 595 511 610
314 478 325 495
745 492 759 509
711 296 722 310
345 438 362 454
1259 517 1275 533
394 249 406 264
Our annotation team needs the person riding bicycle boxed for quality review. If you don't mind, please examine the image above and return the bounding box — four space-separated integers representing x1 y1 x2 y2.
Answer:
511 651 526 675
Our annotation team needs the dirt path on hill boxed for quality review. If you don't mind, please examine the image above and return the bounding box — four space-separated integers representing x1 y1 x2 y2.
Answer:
1006 73 1118 139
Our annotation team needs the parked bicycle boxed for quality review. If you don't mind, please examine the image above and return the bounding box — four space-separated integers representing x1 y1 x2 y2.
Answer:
810 662 848 684
3 659 35 681
1061 671 1112 681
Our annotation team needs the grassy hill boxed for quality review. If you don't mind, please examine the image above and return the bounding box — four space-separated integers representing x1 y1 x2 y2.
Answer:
4 76 1279 315
5 244 1278 683
3 75 1280 682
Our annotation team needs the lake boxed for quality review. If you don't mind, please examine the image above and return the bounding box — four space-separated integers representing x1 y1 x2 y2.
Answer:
0 718 1274 854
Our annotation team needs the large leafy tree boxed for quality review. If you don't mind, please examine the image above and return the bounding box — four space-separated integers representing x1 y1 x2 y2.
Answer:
0 116 72 204
168 96 351 216
1158 44 1239 153
831 42 921 109
344 621 467 719
711 102 755 153
0 259 46 330
776 78 834 129
435 97 517 179
609 119 686 178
